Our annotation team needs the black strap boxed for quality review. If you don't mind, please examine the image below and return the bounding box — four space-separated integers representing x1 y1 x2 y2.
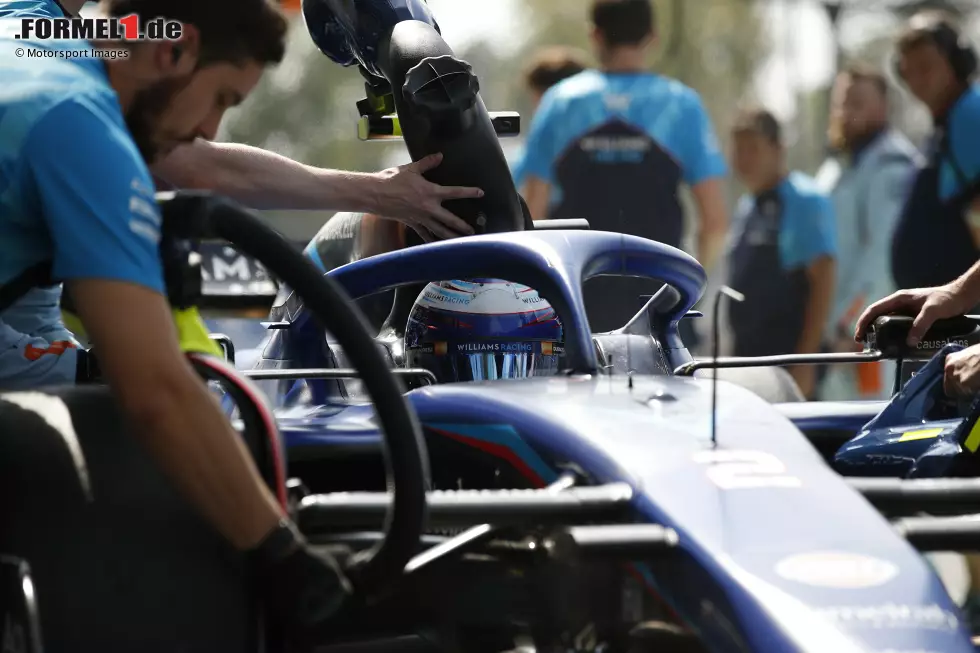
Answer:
942 128 971 189
0 261 54 314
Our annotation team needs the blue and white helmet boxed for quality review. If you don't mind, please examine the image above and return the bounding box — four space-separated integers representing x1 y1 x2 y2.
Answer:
405 279 564 382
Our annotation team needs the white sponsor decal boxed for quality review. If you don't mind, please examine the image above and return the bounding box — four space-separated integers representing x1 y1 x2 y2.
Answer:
416 280 552 315
128 219 160 244
775 552 898 589
128 194 160 224
692 450 802 489
817 603 958 631
211 256 251 282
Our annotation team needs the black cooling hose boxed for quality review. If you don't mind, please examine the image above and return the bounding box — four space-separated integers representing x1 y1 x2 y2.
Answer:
376 19 524 236
160 191 430 598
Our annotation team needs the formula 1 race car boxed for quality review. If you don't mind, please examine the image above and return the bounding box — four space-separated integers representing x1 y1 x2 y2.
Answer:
7 2 980 653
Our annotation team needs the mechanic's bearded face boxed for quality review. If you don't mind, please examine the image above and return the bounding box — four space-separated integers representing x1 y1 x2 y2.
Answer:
829 75 887 152
128 60 263 164
897 43 961 118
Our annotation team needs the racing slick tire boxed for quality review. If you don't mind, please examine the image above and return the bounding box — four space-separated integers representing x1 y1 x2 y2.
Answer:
0 386 258 653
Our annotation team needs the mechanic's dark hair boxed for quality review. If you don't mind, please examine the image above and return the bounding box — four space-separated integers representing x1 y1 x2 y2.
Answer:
591 0 655 47
523 46 590 94
101 0 288 67
895 10 978 82
842 62 889 99
732 105 782 147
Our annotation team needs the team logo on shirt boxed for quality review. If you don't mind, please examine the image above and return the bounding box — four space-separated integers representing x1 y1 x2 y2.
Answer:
23 341 77 361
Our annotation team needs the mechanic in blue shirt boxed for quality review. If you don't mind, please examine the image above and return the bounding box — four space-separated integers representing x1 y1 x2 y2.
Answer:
510 46 590 192
890 12 980 291
1 0 481 241
0 0 351 633
727 107 837 399
520 0 729 333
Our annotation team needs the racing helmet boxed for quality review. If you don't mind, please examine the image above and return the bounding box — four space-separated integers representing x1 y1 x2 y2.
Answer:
405 279 564 382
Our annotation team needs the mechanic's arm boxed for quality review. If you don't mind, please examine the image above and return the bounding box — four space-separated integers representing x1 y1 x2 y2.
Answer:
690 178 728 273
793 196 838 355
523 176 551 220
28 100 283 550
152 140 477 239
798 256 836 355
70 281 282 548
681 93 729 273
153 140 378 211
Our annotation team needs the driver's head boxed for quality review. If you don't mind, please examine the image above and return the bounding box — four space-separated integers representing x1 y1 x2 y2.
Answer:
405 279 564 383
99 0 288 163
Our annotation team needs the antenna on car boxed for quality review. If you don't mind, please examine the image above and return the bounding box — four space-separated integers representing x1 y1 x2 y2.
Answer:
710 285 745 446
619 215 634 391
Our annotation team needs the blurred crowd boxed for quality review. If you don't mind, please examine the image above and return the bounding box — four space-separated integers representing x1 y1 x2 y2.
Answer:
513 0 980 401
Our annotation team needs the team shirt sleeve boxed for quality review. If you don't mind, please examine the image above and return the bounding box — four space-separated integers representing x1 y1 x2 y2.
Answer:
24 98 165 294
677 92 727 186
781 192 838 270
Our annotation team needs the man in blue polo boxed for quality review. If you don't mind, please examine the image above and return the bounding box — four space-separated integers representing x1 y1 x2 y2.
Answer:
520 0 728 334
890 11 980 291
726 107 837 399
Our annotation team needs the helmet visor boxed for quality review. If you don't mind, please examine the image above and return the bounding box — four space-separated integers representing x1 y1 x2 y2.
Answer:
408 340 564 382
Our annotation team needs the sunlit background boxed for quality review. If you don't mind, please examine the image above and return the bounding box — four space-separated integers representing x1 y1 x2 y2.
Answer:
82 0 968 243
78 0 980 241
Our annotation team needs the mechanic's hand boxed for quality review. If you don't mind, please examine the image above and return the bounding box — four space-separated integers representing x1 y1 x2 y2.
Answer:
789 365 816 400
944 344 980 397
248 519 352 648
854 284 972 347
373 153 482 242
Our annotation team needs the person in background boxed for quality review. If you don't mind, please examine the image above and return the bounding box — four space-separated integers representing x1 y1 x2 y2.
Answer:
817 64 922 401
511 46 590 192
726 107 837 399
890 11 980 293
520 0 729 333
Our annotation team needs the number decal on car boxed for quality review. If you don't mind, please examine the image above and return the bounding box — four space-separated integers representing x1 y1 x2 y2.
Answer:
692 450 802 489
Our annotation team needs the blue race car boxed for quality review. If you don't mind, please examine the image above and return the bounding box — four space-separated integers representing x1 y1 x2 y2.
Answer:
5 2 980 652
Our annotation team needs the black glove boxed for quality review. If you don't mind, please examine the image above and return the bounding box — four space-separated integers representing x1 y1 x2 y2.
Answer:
75 348 102 384
247 519 353 647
